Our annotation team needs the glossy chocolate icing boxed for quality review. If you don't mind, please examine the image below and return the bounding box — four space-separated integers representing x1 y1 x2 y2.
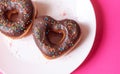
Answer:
0 0 34 37
32 16 81 59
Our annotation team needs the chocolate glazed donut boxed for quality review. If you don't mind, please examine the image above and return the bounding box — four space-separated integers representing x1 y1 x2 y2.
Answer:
32 16 81 59
0 0 36 39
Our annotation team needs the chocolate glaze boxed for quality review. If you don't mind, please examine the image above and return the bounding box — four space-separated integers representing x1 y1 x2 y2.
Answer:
32 16 81 59
0 0 34 37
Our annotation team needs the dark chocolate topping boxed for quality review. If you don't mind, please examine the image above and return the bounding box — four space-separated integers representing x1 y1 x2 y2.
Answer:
32 16 81 58
0 0 34 37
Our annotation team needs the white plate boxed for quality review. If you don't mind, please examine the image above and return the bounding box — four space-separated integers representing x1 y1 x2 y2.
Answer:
0 0 96 74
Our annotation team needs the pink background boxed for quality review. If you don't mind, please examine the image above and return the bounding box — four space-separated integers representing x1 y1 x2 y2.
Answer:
72 0 120 74
0 0 119 74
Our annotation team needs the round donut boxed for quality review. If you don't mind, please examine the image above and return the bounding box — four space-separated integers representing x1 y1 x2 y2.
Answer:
32 16 81 59
0 0 36 39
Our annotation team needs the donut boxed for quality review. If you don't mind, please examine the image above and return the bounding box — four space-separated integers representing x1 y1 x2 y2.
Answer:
32 16 81 59
0 0 36 39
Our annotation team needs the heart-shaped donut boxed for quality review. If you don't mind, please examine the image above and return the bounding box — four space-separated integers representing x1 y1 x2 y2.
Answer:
32 16 81 59
0 0 36 39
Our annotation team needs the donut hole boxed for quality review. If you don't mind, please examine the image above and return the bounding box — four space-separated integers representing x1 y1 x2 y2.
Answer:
4 9 19 22
47 30 65 45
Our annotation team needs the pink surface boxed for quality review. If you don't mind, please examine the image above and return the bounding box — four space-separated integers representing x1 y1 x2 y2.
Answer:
0 72 3 74
72 0 120 74
0 69 3 74
0 0 120 74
